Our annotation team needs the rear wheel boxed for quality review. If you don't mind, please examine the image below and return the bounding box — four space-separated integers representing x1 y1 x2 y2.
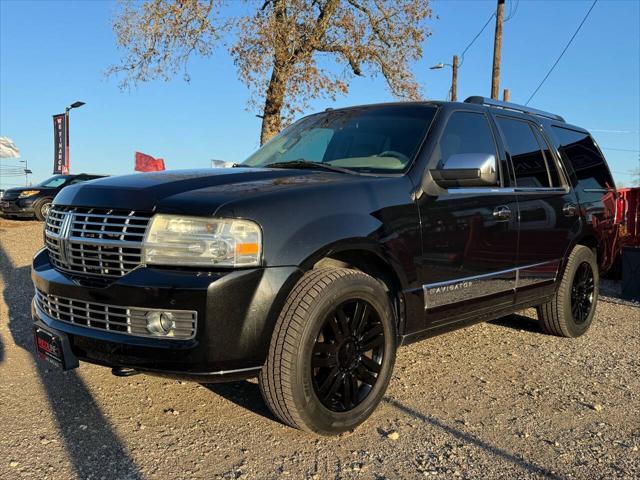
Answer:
259 268 397 434
34 198 53 221
536 245 599 337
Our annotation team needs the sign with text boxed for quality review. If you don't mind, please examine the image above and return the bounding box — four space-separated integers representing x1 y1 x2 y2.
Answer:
52 113 69 174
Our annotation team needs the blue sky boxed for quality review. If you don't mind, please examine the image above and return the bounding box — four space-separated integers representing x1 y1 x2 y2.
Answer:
1 0 638 189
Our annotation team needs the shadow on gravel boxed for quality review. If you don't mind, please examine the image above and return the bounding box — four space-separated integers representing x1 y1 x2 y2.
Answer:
490 313 543 334
0 245 143 480
204 380 278 422
384 397 562 480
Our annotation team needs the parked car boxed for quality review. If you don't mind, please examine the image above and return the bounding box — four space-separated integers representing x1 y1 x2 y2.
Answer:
1 174 106 221
31 97 617 435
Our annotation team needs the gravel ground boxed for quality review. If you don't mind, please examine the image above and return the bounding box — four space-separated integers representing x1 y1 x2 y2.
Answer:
1 218 639 480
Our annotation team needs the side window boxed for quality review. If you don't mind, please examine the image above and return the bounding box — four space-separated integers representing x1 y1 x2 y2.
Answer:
552 126 615 191
68 177 87 185
436 111 498 169
497 117 554 188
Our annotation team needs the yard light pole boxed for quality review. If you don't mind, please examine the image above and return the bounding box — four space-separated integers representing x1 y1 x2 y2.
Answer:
430 55 459 101
19 159 32 186
65 101 85 173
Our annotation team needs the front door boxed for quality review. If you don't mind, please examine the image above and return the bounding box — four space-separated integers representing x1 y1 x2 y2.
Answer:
417 110 519 329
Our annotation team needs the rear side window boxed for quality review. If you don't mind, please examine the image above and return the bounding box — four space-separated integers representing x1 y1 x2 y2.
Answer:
436 111 497 167
497 117 559 188
68 177 88 185
552 126 614 191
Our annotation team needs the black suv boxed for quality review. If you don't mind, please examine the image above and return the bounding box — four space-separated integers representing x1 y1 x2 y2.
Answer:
31 97 618 435
1 174 105 221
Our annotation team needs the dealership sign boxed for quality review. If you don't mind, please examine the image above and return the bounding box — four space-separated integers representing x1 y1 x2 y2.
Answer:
53 113 69 174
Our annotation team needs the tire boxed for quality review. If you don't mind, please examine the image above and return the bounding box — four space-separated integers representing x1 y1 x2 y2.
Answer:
536 245 599 337
259 268 397 435
34 198 53 221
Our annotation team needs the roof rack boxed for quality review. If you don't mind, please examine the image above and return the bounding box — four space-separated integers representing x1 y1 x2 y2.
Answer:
464 96 565 122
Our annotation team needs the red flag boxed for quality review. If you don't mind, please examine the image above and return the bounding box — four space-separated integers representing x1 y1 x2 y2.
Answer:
135 151 165 172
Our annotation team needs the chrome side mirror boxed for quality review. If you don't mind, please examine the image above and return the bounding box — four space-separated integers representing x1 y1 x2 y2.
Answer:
429 153 498 188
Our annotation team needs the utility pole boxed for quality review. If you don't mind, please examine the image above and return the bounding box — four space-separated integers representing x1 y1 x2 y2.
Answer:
451 55 459 101
429 57 459 101
491 0 505 99
503 88 510 102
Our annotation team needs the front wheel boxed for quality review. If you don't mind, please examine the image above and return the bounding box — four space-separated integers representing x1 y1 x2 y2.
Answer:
259 268 397 435
536 245 599 337
34 198 53 221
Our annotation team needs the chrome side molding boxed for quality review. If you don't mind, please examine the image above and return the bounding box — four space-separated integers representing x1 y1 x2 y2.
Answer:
422 259 560 310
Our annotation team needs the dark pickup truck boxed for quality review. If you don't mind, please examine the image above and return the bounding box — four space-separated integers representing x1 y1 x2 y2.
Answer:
31 97 617 435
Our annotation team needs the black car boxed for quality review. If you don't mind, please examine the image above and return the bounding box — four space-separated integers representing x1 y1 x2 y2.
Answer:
31 97 618 435
1 173 105 221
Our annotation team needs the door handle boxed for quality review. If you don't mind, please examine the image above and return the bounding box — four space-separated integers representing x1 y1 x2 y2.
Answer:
493 205 511 221
563 203 578 217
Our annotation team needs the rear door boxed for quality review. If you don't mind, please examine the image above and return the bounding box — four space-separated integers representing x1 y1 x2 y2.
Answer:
493 115 580 303
549 126 618 272
417 109 519 329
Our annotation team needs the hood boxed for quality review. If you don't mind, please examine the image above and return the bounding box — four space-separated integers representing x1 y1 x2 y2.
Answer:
52 168 369 214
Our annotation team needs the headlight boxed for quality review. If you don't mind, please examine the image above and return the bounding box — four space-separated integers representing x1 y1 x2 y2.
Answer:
19 190 40 198
143 214 262 267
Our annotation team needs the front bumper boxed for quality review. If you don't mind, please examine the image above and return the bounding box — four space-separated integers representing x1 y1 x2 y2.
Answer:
31 248 302 381
1 197 36 217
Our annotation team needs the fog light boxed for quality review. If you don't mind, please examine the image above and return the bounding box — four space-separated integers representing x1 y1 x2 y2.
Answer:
145 311 175 336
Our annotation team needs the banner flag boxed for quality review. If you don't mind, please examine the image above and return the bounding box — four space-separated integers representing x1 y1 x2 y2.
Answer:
53 114 69 174
0 137 20 158
135 151 166 172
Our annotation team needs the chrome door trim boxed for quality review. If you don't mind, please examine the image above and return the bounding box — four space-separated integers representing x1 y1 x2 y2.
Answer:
422 259 561 310
447 186 570 195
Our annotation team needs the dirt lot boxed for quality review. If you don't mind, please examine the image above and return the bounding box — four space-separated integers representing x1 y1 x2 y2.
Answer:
0 218 638 480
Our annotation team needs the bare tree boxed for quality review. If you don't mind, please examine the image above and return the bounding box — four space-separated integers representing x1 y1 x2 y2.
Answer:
631 166 640 187
109 0 432 144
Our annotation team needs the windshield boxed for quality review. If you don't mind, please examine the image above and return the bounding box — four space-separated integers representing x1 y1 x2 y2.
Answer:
37 175 69 188
243 105 437 173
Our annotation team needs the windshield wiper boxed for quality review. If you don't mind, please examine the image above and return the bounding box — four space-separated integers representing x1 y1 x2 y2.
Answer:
264 160 354 174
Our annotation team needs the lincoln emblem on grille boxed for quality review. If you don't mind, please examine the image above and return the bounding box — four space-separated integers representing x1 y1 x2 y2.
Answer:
57 212 74 266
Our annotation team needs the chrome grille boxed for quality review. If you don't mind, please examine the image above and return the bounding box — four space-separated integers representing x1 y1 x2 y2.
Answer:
45 206 152 278
35 289 197 340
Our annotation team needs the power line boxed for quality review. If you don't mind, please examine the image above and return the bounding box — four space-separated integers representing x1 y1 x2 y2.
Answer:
601 147 640 153
459 12 496 68
504 0 519 22
525 0 598 105
589 129 639 134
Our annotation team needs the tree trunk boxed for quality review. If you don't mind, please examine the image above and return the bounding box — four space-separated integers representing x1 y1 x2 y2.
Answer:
260 62 288 145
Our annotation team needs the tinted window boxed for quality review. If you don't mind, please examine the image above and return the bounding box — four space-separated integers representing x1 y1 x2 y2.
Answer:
552 126 614 190
436 111 497 169
69 177 90 185
243 106 437 172
497 117 553 188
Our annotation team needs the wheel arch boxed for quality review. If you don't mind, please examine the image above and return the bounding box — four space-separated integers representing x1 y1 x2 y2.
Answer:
556 234 601 293
301 242 408 336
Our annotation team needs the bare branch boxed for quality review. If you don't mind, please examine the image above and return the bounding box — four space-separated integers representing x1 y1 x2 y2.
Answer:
108 0 432 142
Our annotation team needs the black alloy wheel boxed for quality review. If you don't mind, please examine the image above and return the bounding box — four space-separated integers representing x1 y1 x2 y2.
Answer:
259 268 397 434
536 245 599 338
571 262 595 324
311 298 385 412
